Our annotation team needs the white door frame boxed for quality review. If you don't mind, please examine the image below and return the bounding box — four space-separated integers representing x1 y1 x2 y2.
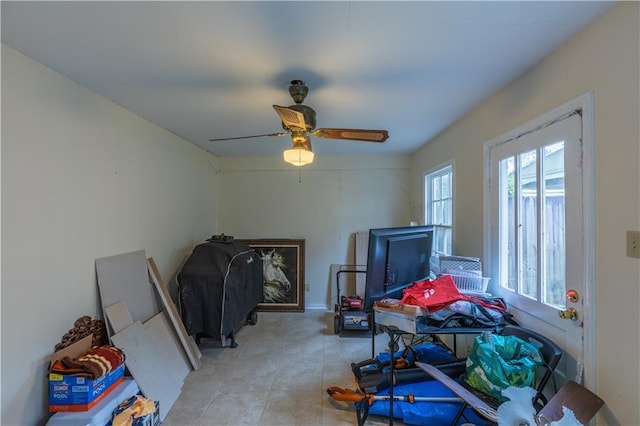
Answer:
483 92 596 388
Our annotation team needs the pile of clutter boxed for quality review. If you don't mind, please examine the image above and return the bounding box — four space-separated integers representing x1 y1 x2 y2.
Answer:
54 315 109 351
112 395 157 426
47 315 159 426
51 344 125 379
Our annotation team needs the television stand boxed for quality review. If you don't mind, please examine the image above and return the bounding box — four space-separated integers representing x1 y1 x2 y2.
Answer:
369 304 507 426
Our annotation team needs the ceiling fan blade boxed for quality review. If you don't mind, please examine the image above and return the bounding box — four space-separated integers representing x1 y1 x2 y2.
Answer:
312 128 389 143
209 132 287 142
273 105 307 130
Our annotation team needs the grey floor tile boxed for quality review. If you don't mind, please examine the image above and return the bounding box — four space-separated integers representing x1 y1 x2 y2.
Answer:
272 362 323 391
258 389 324 425
162 388 214 425
197 390 270 426
217 360 279 393
164 310 408 425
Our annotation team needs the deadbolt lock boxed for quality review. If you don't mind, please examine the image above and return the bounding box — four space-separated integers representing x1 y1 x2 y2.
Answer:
558 307 578 321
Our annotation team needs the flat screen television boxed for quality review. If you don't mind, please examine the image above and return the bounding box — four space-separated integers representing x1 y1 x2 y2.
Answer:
363 225 434 312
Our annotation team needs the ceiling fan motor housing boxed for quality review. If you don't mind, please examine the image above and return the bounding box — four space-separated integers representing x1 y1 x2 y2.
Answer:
288 80 308 104
284 80 316 130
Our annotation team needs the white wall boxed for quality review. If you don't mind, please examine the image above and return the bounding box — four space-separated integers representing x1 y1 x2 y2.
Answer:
410 3 639 424
216 156 413 308
1 45 219 425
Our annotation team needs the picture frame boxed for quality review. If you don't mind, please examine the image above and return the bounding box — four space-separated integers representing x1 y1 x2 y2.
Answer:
238 239 305 312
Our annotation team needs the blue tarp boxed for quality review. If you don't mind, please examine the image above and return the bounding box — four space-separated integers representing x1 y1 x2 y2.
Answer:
367 379 491 426
362 342 490 425
374 342 455 365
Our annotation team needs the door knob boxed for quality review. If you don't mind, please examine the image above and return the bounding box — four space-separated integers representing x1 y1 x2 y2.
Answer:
558 307 578 321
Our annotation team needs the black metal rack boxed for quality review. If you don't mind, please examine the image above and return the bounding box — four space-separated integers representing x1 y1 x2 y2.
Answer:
371 310 504 426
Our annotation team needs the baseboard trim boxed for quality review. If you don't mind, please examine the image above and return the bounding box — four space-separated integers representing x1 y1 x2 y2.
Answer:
305 304 330 311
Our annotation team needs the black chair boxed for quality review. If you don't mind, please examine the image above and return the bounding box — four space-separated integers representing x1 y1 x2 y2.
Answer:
416 325 563 425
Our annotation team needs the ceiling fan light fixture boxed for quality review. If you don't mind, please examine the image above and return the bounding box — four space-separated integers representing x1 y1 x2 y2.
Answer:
283 139 314 166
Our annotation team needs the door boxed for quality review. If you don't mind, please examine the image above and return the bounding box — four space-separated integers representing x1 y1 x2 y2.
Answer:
485 110 590 386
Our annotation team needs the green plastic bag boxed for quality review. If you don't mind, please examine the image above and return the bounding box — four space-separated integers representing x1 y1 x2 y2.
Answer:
464 332 543 401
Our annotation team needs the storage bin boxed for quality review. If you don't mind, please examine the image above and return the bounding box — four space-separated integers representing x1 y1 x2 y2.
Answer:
438 255 482 273
447 273 490 294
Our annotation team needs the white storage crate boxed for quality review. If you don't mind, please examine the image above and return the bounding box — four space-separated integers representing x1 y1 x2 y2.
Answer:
447 272 490 294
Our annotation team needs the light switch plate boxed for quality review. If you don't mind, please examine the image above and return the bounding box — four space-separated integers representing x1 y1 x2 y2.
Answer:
627 230 640 258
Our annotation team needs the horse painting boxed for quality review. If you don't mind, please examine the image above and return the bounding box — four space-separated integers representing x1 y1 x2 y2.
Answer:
261 249 292 303
239 239 305 312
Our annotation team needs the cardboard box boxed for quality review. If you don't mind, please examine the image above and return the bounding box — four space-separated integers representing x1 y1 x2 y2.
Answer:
373 299 426 316
373 300 426 334
49 335 125 412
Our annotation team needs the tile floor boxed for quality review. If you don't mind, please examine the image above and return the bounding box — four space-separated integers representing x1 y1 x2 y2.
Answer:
162 310 400 426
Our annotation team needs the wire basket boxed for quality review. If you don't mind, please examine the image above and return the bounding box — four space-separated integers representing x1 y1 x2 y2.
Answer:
447 273 490 294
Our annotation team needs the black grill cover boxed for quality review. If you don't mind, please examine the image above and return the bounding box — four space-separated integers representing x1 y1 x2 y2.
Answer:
177 240 263 344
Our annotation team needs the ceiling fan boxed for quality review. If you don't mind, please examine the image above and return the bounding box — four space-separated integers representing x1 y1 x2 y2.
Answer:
209 80 389 166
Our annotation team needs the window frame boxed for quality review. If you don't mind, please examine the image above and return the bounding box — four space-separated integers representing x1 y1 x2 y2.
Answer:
424 161 454 256
494 135 570 307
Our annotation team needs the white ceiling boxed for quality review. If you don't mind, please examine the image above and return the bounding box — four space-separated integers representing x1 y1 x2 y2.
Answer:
1 1 614 157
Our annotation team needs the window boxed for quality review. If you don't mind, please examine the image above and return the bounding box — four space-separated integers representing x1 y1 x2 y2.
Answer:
424 163 453 255
497 141 567 307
